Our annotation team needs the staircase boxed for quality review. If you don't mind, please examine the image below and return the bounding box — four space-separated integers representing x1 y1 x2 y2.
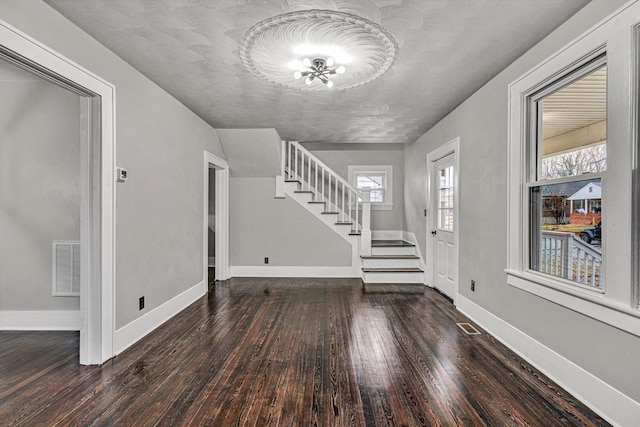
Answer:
278 141 425 284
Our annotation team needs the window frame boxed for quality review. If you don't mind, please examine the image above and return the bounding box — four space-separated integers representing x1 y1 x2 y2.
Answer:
507 2 640 337
348 165 393 210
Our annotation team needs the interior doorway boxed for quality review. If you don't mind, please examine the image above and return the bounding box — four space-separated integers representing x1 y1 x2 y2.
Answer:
427 138 460 304
208 167 216 288
1 21 116 364
0 57 83 330
203 152 230 290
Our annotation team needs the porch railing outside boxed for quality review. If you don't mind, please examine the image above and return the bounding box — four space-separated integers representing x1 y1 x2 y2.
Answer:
540 231 602 288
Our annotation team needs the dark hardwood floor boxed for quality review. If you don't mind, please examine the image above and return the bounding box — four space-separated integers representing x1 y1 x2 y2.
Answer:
0 278 608 426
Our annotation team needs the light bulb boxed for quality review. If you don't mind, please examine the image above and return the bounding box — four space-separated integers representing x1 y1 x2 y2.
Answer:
326 57 335 67
326 80 334 88
335 65 346 74
293 71 302 80
302 58 312 68
305 77 313 85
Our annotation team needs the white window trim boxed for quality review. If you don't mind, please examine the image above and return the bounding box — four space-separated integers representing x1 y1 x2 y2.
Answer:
507 1 640 337
348 165 393 210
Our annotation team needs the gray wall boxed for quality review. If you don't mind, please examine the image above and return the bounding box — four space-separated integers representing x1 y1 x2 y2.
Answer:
230 178 352 267
0 61 80 311
0 1 226 329
403 0 639 401
309 146 404 231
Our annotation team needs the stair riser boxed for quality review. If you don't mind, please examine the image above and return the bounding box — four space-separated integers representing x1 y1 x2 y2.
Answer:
371 246 416 256
361 258 421 269
362 271 425 284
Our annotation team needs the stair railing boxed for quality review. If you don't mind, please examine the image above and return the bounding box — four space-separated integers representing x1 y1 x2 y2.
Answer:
281 140 371 256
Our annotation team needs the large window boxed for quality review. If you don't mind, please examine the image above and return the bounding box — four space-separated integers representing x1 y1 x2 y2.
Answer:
528 61 606 291
507 4 640 336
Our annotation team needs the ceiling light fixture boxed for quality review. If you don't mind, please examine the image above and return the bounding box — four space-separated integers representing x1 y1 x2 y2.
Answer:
293 57 345 88
239 10 398 92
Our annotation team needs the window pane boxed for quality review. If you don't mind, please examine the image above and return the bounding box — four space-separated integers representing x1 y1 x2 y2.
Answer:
540 66 606 180
370 189 384 203
355 172 386 203
356 174 383 188
530 178 603 289
437 165 454 230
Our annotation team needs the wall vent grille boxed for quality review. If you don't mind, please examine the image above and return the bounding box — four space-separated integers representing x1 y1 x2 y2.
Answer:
52 241 80 296
457 322 481 335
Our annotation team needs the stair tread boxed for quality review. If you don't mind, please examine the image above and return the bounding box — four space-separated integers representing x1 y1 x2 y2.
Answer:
371 240 415 247
349 232 361 236
294 190 314 194
362 267 424 273
322 211 339 215
361 255 419 259
335 222 353 225
285 179 300 183
308 201 326 204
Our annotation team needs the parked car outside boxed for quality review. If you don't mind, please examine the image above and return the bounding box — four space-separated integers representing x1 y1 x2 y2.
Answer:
580 222 601 244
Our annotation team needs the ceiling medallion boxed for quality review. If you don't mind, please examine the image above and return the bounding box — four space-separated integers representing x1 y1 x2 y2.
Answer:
239 10 398 91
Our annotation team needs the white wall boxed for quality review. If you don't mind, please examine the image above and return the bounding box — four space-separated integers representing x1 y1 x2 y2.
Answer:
404 0 640 403
308 146 404 231
0 0 225 329
0 60 80 311
230 177 352 267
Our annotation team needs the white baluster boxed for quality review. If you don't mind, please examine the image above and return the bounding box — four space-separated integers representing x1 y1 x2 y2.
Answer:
287 141 291 178
294 145 298 181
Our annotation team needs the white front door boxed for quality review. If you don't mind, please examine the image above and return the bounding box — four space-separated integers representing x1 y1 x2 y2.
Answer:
431 153 456 300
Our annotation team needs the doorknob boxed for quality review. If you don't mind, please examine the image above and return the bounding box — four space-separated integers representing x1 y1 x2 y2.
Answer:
431 230 437 236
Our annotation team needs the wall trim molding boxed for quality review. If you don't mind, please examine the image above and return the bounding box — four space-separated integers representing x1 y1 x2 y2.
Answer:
457 295 640 427
0 310 81 330
113 282 205 355
231 266 360 278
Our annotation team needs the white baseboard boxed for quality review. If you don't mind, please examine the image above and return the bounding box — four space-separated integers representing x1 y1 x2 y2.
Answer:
113 282 205 355
372 230 403 240
231 266 360 278
0 310 80 330
457 295 640 427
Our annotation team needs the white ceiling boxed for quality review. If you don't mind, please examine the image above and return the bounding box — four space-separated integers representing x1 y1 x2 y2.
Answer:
44 0 590 145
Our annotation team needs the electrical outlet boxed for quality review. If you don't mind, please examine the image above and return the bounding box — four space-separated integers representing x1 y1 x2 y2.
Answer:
471 280 476 292
139 296 145 310
264 257 269 264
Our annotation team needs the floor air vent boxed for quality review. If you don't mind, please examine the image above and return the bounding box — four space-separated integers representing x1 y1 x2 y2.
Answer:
457 322 481 335
53 241 80 296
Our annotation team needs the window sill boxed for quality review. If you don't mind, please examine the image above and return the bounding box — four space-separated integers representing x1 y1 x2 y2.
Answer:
506 269 640 337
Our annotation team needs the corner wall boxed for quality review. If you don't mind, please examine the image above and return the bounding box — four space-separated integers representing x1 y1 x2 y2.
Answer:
404 0 639 410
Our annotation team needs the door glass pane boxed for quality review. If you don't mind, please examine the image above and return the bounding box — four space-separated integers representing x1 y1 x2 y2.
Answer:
437 165 453 231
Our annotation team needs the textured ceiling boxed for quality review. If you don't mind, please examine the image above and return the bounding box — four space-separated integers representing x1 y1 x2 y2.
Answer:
44 0 590 144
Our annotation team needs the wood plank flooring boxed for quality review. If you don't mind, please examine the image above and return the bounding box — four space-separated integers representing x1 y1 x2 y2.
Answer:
0 278 608 426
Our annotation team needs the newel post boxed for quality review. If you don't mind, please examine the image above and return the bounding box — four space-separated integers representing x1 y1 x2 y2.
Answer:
275 140 286 199
360 189 372 256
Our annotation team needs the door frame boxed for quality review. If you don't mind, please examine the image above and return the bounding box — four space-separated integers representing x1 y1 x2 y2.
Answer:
426 137 460 305
0 20 116 364
203 151 230 288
